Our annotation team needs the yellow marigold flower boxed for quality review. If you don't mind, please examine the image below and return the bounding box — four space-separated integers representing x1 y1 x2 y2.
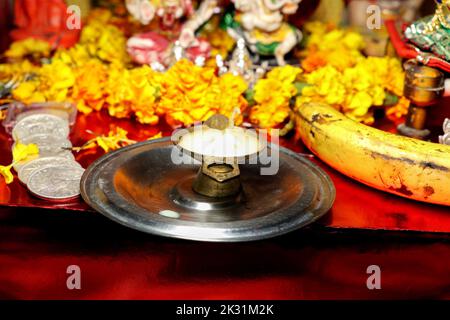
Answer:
214 73 248 124
342 31 366 52
10 60 74 105
105 68 133 119
72 59 108 114
204 28 236 58
5 38 51 59
301 22 365 72
297 52 404 124
158 59 247 127
251 65 301 128
386 96 410 120
0 165 13 185
371 86 386 106
103 65 160 123
74 127 136 153
303 21 330 36
12 81 45 103
250 104 291 129
129 66 159 125
79 20 129 65
0 60 39 83
346 91 373 116
34 60 76 102
267 65 302 83
41 61 75 89
53 45 92 67
0 142 39 184
13 142 39 163
303 65 346 105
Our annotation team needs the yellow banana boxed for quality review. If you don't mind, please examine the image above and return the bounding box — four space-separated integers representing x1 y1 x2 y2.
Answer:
294 103 450 206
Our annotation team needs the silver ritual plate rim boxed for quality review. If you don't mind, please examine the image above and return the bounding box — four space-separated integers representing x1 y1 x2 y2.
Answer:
80 137 335 242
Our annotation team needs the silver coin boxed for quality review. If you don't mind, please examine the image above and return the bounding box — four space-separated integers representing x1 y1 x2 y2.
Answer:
27 165 85 201
20 134 73 149
18 156 82 185
16 110 69 123
12 143 75 172
18 137 72 157
12 113 69 141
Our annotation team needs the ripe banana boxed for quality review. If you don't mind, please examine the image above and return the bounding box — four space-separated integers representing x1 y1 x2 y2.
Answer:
294 103 450 206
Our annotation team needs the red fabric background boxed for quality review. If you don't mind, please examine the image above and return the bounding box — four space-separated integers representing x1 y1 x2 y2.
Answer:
0 207 449 299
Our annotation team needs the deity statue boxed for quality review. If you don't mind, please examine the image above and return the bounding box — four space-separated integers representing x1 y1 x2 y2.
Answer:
11 0 80 48
180 0 302 66
404 0 450 61
125 0 211 66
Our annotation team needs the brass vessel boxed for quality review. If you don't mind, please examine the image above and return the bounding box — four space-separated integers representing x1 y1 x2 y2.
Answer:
398 60 445 139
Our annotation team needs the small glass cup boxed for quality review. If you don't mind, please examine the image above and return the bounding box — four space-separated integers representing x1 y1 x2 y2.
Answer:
2 101 77 135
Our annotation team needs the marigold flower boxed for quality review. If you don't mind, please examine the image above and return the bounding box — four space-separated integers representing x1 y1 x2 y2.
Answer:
386 96 410 120
296 53 404 125
12 81 45 103
5 38 51 59
250 65 301 129
0 142 39 184
158 59 247 127
72 59 109 114
74 127 161 153
79 19 129 65
301 22 365 72
0 60 38 83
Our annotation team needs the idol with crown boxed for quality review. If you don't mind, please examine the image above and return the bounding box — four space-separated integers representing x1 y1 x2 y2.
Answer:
404 0 450 61
125 0 211 67
179 0 303 66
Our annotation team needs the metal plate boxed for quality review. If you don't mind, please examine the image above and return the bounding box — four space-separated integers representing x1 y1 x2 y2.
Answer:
80 138 335 242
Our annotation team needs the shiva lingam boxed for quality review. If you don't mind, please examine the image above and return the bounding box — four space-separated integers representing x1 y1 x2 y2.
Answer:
397 60 445 139
80 114 335 242
174 114 263 202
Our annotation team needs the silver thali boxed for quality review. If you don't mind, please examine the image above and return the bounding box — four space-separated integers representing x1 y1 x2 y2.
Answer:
80 138 335 242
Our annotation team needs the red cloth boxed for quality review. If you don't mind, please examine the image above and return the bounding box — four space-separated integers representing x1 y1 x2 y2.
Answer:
0 207 449 299
0 0 12 53
11 0 80 48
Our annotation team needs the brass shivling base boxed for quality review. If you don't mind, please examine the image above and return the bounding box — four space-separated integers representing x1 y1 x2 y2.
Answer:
192 158 241 198
171 176 244 212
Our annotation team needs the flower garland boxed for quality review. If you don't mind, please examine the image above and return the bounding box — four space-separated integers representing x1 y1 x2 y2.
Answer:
249 65 302 129
158 60 248 127
295 57 405 124
4 38 51 60
3 8 248 127
1 13 407 131
295 22 407 125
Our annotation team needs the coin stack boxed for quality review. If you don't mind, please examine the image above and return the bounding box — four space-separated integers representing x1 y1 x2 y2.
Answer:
11 113 85 201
